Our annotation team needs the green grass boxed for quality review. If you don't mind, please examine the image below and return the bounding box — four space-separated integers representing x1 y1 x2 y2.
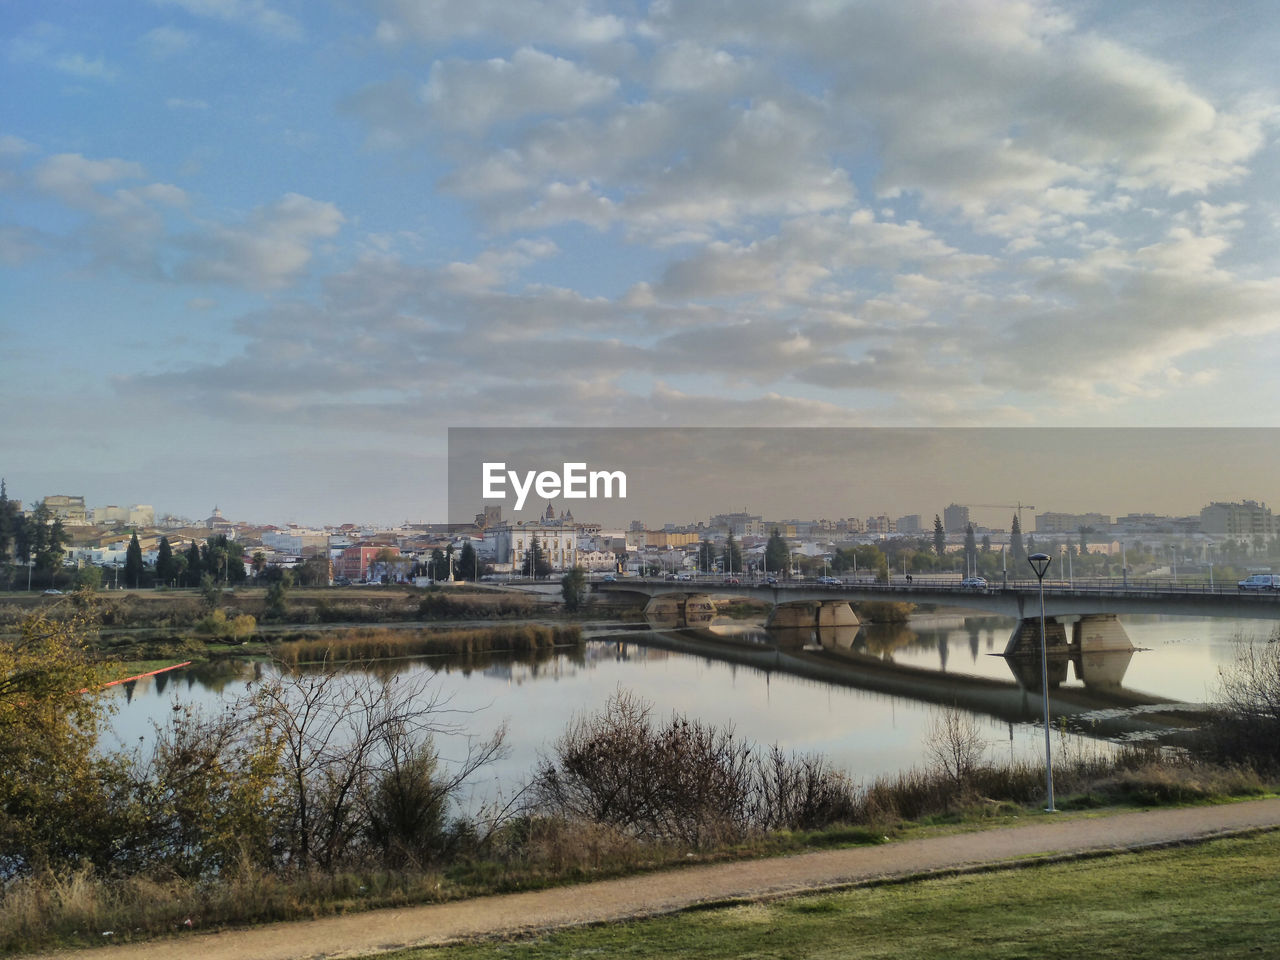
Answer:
391 831 1280 960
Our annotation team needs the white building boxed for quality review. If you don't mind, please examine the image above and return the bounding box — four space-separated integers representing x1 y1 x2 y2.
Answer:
490 523 579 572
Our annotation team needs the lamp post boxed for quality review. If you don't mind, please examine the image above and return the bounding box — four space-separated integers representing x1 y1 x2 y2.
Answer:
1028 552 1056 812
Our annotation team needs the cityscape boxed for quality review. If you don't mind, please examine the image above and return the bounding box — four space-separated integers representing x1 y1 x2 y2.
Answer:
6 0 1280 955
5 485 1276 586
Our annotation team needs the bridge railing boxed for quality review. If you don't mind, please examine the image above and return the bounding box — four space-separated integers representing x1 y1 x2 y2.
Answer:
606 574 1280 600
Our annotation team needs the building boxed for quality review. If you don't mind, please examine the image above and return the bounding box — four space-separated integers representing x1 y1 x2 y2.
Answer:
262 528 330 555
335 545 401 581
44 495 88 525
1200 501 1275 539
866 515 895 535
896 514 922 534
1036 512 1111 534
489 523 578 573
943 503 970 533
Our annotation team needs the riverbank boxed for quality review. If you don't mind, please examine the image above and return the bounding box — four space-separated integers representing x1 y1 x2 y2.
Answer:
17 799 1280 960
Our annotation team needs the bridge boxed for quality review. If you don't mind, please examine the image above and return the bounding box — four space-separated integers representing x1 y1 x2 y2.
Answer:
597 575 1280 662
596 576 1280 622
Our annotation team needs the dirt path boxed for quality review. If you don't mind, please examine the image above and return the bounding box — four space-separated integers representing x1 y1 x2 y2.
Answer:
26 798 1280 960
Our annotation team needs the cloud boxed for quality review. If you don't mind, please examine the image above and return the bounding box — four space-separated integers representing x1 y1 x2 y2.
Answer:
32 154 148 211
52 53 117 80
8 22 116 80
373 0 625 48
178 193 345 290
422 47 618 134
141 26 196 58
151 0 302 40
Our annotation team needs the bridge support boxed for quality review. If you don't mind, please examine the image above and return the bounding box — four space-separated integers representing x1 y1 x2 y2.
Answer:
767 602 816 629
1073 614 1134 653
1073 614 1135 689
643 594 717 628
767 601 860 630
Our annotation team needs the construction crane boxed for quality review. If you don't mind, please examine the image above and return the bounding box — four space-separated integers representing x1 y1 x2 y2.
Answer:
967 502 1036 528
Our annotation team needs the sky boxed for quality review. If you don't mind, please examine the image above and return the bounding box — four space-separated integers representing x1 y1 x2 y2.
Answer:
4 0 1280 526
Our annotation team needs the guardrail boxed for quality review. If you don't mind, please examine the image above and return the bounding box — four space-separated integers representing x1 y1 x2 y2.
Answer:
595 575 1280 599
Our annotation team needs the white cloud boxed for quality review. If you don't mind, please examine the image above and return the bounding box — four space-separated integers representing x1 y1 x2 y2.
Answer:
53 53 117 80
151 0 302 40
141 26 196 58
422 47 618 134
179 193 345 290
373 0 625 48
32 154 147 211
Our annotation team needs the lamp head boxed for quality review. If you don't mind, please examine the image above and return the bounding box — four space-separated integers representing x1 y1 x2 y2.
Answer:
1028 552 1051 580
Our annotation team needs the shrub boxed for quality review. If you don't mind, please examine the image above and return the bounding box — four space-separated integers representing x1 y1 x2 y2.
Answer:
1196 632 1280 770
533 691 859 846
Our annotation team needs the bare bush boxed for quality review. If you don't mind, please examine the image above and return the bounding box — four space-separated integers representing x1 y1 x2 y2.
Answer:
925 708 990 788
255 653 506 870
533 691 858 846
1197 633 1280 769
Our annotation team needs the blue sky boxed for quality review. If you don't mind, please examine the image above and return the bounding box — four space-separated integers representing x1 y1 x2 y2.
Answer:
4 0 1280 525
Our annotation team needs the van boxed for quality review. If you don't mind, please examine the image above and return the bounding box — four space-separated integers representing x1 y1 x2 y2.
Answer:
1237 574 1280 591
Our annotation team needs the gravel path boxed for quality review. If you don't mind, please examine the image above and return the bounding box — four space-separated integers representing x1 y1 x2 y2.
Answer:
25 798 1280 960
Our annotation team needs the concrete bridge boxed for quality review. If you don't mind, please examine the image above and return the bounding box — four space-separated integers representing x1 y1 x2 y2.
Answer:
599 574 1279 670
597 576 1280 622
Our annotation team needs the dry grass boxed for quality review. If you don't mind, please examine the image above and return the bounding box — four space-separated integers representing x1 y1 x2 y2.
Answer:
273 624 582 664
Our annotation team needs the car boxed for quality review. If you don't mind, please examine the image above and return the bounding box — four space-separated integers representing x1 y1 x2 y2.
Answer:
818 575 841 585
763 575 779 585
960 576 988 590
1237 574 1280 591
601 573 617 582
723 577 740 585
42 588 63 595
676 573 693 581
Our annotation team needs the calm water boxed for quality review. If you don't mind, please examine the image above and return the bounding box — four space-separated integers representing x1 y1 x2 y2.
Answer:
102 613 1268 811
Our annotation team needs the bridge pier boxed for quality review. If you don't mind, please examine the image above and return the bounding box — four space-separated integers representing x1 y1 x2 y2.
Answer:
767 601 860 630
643 594 717 628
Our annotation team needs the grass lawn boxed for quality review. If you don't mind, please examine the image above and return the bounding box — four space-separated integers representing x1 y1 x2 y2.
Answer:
395 831 1280 960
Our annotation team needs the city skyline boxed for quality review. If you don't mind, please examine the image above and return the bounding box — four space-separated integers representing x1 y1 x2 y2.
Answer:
11 428 1280 533
5 2 1280 523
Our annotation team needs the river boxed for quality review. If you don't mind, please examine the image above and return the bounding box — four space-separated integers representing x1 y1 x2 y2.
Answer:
101 613 1271 811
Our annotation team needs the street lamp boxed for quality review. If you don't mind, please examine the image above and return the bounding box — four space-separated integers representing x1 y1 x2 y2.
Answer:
1028 551 1056 812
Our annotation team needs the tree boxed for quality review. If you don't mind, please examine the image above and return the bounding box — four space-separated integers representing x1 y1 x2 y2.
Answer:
74 565 103 592
430 548 447 581
963 524 977 576
251 550 267 580
155 536 177 585
765 529 789 576
932 515 946 558
458 542 478 581
185 541 203 587
293 556 330 587
561 565 587 612
530 537 551 579
697 539 718 574
202 534 246 585
265 577 290 620
0 609 118 872
125 532 144 589
722 531 743 576
1010 515 1027 570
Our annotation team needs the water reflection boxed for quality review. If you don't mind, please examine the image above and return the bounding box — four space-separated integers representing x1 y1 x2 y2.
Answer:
637 611 1202 743
103 613 1257 808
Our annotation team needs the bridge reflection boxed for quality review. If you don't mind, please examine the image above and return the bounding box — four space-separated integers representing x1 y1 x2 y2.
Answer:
632 609 1200 743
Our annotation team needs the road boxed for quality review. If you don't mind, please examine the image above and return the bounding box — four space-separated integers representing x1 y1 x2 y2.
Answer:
23 798 1280 960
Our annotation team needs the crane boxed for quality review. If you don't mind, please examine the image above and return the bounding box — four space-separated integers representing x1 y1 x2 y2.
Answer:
967 502 1036 528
